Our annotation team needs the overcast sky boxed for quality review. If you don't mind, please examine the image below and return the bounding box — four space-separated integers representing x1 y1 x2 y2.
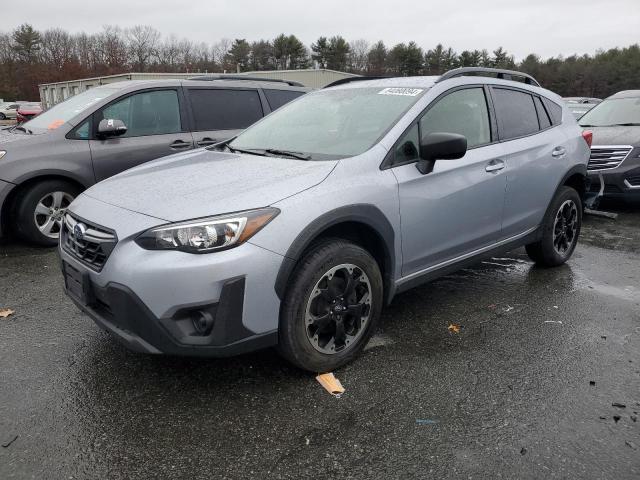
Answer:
4 0 640 60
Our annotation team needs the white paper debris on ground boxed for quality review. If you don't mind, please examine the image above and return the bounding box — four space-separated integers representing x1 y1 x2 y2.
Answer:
316 372 345 397
0 308 15 318
544 320 563 324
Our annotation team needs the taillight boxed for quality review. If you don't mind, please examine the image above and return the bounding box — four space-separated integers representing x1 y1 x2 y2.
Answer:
582 130 593 148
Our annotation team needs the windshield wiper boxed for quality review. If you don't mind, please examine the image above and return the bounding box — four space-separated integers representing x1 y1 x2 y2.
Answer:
265 149 311 160
607 122 640 127
11 125 32 134
225 144 268 157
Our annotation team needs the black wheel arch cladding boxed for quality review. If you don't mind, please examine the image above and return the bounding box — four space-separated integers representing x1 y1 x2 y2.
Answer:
558 164 588 201
274 204 396 303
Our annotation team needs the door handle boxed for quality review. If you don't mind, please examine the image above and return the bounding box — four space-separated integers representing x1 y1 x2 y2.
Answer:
485 159 505 173
552 146 566 157
196 137 218 147
170 140 191 149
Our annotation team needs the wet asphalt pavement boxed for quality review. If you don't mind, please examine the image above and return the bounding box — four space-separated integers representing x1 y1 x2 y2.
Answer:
1 204 639 479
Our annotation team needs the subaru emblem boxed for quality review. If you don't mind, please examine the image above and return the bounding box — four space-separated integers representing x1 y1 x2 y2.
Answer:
74 223 87 240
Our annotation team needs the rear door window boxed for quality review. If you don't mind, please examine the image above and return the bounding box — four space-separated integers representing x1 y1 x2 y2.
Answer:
492 88 540 140
263 89 306 111
99 89 182 138
188 89 263 131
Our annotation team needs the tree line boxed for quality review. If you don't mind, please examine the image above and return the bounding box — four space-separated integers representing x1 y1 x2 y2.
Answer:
1 23 639 102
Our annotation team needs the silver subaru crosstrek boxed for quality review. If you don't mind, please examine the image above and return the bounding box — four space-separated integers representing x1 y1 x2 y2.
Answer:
59 68 591 372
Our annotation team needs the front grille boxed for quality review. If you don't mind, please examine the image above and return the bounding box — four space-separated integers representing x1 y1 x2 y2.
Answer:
588 145 633 171
61 214 117 272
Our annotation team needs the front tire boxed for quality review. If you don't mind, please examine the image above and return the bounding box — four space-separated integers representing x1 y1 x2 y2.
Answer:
525 186 582 267
278 239 383 372
0 113 6 120
14 180 81 246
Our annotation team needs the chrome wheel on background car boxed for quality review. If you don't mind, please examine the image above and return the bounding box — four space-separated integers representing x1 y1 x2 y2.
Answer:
34 191 74 239
15 179 82 246
305 263 372 354
552 200 579 255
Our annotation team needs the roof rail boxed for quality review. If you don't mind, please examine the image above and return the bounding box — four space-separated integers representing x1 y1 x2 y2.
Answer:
324 76 386 88
188 75 304 87
436 67 541 87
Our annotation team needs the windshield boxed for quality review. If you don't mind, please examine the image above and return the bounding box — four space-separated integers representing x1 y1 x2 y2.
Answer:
24 87 119 132
579 97 640 127
229 87 426 160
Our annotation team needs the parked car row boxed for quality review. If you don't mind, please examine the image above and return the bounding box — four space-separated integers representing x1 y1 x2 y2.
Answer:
563 97 602 119
5 68 637 371
0 101 42 121
578 90 640 201
52 67 592 371
0 78 308 245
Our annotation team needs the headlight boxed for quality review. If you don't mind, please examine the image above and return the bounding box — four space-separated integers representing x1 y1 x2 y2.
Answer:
0 151 6 160
135 207 279 253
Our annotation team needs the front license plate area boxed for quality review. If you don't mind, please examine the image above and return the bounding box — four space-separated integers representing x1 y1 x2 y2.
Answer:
63 261 94 306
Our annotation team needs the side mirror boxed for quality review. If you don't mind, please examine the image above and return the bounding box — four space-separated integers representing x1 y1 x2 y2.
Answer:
97 118 127 138
416 132 467 174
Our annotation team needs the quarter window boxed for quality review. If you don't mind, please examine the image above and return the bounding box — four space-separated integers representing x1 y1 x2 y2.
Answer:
542 97 563 125
188 89 263 131
492 88 539 140
419 88 491 149
395 124 420 165
264 89 306 111
99 90 182 138
534 96 552 129
71 120 90 140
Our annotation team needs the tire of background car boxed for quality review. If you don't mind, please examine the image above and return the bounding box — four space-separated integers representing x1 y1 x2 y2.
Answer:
0 113 5 120
278 238 383 372
525 186 582 267
14 179 81 246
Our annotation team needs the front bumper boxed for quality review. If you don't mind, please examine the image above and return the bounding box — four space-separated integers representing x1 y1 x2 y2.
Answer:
59 196 285 357
588 153 640 201
0 179 16 237
62 263 278 356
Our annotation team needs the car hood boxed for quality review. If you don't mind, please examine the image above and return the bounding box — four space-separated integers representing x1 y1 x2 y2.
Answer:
82 149 338 222
587 126 640 147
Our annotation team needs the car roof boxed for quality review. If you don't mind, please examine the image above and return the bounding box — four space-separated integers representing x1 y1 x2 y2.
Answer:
326 74 549 94
607 90 640 99
89 79 309 92
327 76 440 90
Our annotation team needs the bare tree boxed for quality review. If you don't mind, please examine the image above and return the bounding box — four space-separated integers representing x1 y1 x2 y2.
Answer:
212 38 232 71
178 38 195 71
41 29 75 69
158 34 181 70
125 25 160 71
348 39 369 73
99 25 128 72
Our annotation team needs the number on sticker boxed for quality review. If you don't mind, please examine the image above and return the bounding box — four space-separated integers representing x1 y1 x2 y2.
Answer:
378 88 423 96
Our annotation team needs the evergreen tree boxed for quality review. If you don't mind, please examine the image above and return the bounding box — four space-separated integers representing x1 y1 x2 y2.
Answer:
367 41 387 75
12 24 42 62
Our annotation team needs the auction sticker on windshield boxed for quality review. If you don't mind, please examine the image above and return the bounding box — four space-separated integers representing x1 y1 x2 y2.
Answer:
378 87 423 96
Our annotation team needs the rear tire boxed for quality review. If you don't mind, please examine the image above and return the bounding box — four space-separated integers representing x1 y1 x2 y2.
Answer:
14 179 81 246
525 186 582 267
278 239 383 372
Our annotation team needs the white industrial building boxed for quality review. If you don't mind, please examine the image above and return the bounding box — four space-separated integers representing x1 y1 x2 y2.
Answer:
38 69 357 109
